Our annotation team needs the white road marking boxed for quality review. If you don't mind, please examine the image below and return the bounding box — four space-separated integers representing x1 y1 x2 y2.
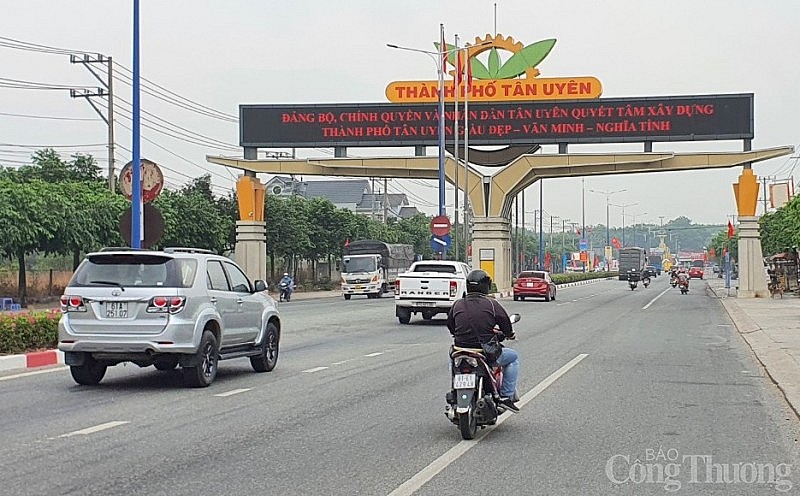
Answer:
332 359 355 365
0 366 67 382
302 366 329 373
387 353 589 496
642 287 671 310
214 388 251 397
364 352 383 357
59 421 129 438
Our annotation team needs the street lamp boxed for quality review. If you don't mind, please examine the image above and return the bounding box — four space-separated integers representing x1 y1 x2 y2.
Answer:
630 211 648 247
609 202 638 247
587 188 626 249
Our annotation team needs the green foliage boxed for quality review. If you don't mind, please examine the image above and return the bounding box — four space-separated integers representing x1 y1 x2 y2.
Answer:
551 271 615 284
760 195 800 256
0 310 60 354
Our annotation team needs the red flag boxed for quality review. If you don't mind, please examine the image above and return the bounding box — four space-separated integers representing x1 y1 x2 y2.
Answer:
545 252 552 268
455 50 464 87
611 237 622 249
344 238 350 247
466 53 473 91
727 221 735 239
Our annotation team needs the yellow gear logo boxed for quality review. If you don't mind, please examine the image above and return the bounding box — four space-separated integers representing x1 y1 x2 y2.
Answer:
439 34 556 81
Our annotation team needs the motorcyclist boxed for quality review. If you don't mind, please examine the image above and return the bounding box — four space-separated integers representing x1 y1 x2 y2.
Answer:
279 272 294 300
446 269 521 412
676 269 689 288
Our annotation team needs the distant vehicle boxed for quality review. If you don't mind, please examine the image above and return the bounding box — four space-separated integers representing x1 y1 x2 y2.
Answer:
644 265 658 278
58 247 280 387
513 270 556 301
688 266 704 279
618 247 646 280
565 260 586 272
647 253 663 275
341 240 415 300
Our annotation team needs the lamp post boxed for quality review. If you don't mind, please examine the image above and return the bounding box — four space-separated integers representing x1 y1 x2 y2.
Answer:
609 202 638 247
630 212 648 247
587 188 626 248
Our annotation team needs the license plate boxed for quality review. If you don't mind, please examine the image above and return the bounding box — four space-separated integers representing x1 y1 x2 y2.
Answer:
355 285 363 289
526 282 533 287
105 301 128 318
416 301 435 307
453 373 476 389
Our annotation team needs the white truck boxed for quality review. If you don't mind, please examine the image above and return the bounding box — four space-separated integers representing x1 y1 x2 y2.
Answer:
394 260 471 324
341 240 415 300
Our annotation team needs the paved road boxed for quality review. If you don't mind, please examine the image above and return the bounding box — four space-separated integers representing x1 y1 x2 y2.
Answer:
1 277 798 495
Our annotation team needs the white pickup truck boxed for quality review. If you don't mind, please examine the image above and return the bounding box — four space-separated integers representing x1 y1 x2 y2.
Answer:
394 260 470 324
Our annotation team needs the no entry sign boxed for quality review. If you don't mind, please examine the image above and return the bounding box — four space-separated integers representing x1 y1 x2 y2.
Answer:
430 215 451 237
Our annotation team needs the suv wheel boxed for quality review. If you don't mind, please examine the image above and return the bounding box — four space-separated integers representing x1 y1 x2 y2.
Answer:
70 358 107 386
183 330 219 387
251 322 279 372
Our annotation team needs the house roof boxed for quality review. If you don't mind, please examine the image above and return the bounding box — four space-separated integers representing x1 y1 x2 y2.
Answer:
301 179 370 204
357 193 408 210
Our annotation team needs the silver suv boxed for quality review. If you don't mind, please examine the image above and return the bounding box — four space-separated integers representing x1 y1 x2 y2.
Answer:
58 247 280 387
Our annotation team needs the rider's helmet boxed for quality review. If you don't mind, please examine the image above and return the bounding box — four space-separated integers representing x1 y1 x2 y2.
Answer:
466 269 492 295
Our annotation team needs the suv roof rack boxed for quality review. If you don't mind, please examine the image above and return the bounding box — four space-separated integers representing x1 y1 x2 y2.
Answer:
163 247 216 254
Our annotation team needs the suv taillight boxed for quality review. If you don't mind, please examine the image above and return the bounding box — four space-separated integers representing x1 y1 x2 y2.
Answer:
60 295 87 313
147 296 186 314
450 280 458 297
395 279 400 295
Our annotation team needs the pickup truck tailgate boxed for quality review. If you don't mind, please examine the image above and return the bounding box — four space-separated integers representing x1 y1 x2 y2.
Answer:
397 272 457 300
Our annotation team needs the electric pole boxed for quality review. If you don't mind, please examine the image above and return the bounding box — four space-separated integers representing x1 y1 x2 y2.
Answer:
70 54 116 192
383 178 388 224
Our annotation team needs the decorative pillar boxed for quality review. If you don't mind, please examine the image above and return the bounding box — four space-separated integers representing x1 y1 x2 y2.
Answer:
733 168 768 297
471 216 512 292
235 175 267 282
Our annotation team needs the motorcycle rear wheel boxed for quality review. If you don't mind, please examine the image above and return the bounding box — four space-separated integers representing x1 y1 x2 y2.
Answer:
458 399 478 440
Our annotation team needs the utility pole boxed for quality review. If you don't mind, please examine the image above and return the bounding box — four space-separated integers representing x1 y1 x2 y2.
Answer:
383 178 388 224
70 54 116 191
521 191 525 271
761 176 770 215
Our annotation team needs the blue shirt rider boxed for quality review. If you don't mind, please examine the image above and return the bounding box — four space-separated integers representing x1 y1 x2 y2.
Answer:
279 273 294 296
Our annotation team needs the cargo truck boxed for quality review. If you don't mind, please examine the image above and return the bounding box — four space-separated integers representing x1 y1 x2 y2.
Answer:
340 240 415 299
618 247 646 280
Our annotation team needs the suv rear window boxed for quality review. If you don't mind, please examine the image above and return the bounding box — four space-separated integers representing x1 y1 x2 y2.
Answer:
69 254 198 288
412 264 457 274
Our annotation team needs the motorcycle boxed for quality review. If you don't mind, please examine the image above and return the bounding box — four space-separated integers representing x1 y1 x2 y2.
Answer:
670 272 678 287
627 269 640 290
678 278 689 295
278 281 291 302
642 276 651 288
445 314 521 440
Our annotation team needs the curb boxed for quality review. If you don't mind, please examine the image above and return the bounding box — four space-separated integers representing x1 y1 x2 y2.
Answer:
0 349 64 373
708 282 800 420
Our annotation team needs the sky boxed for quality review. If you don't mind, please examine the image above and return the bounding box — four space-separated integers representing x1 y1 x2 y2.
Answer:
1 0 798 230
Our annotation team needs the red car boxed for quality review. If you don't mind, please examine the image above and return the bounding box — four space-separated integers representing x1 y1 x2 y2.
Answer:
688 266 704 279
513 270 556 301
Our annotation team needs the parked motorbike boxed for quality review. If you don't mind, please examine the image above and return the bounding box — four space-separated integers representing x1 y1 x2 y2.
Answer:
445 314 521 440
279 281 291 302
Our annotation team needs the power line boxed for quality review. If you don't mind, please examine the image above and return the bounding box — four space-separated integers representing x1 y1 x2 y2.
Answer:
0 110 100 121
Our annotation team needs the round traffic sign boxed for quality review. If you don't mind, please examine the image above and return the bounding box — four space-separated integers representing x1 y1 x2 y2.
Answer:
430 215 451 237
120 158 164 203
